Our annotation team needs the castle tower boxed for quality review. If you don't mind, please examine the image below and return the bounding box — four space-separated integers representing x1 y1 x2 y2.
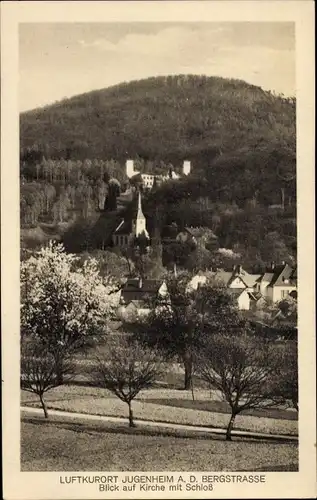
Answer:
135 191 149 238
126 159 135 178
183 160 191 176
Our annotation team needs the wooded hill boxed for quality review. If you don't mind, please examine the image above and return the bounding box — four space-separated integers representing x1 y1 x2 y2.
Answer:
21 74 295 163
20 75 296 268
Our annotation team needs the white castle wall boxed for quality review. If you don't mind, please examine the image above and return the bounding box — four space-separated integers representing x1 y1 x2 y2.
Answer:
183 160 191 175
125 159 191 186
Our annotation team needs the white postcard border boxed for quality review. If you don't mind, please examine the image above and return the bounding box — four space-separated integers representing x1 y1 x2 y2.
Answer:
1 2 316 499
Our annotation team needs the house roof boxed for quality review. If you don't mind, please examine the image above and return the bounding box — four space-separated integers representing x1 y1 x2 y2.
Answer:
248 291 265 302
121 279 164 303
227 288 247 298
261 272 275 283
269 264 296 287
126 300 148 309
241 273 261 288
212 270 233 286
124 279 163 292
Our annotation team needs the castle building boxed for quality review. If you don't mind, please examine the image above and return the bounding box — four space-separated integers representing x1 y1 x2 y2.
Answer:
125 159 191 189
112 191 149 248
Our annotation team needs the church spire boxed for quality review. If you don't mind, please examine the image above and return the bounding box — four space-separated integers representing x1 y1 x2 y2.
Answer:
137 190 144 219
135 190 149 239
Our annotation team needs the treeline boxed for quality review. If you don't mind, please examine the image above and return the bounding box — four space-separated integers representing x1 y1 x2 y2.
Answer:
20 157 127 226
21 179 106 226
20 157 127 184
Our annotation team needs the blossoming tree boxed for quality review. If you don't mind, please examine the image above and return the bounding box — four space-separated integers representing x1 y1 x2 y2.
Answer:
21 241 119 383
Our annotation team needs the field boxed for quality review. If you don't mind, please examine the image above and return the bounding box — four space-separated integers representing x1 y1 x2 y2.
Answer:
21 414 298 472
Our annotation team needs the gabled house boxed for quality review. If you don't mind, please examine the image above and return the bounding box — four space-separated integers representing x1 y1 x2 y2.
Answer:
188 262 297 310
255 272 275 295
227 288 251 310
120 278 168 304
176 226 218 247
227 265 261 291
264 263 297 302
118 277 168 319
187 269 252 310
218 263 297 304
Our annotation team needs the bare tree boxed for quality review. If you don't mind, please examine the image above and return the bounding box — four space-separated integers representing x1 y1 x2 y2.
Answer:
134 273 240 390
21 338 73 418
91 335 163 427
196 329 281 440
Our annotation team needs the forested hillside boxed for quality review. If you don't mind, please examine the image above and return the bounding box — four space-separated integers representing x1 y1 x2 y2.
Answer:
20 74 296 269
21 74 295 163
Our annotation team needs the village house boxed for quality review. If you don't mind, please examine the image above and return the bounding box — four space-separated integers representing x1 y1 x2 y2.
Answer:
188 262 297 310
255 263 297 302
188 266 257 310
176 226 218 247
227 288 251 310
118 277 168 320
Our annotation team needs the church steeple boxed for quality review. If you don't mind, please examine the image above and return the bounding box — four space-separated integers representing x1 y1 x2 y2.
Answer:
137 190 144 218
135 190 149 238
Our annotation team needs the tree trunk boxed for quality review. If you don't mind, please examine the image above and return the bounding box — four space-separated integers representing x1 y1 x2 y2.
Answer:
55 359 64 385
191 377 195 401
226 412 236 441
39 394 49 419
128 401 135 427
183 352 193 390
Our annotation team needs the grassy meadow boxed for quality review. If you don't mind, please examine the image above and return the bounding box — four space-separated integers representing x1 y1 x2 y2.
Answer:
21 414 298 472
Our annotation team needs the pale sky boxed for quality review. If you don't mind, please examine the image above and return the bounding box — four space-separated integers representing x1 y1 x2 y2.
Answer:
19 22 295 112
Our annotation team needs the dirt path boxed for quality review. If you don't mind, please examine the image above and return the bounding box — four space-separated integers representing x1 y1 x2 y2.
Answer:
21 406 298 441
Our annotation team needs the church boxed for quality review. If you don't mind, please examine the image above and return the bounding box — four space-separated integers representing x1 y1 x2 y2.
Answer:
112 190 149 248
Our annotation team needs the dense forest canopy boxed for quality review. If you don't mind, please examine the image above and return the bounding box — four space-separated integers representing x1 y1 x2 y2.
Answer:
21 74 295 163
20 74 296 270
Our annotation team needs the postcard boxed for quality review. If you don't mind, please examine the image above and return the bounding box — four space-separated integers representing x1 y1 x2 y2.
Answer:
1 1 316 499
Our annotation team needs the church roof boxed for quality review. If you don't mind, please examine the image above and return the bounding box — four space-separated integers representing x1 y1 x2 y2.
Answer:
114 218 133 235
113 191 145 236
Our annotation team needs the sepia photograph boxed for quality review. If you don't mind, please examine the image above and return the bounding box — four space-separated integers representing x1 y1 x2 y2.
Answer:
19 18 298 471
1 1 315 499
